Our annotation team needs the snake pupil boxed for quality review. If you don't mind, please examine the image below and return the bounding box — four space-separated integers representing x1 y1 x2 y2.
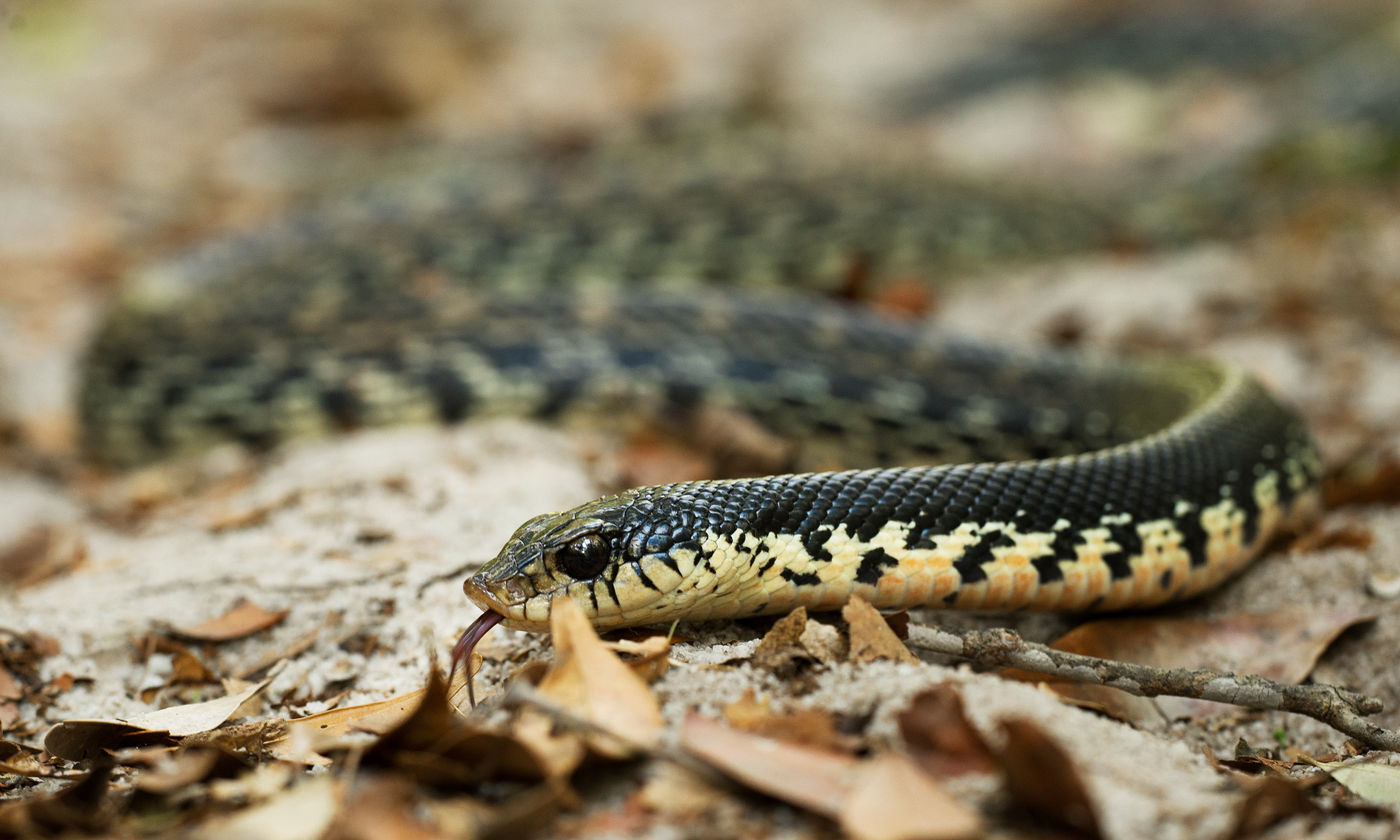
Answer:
556 535 610 580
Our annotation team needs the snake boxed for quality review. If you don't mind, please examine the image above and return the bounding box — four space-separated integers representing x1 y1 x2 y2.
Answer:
77 148 1325 665
448 293 1322 658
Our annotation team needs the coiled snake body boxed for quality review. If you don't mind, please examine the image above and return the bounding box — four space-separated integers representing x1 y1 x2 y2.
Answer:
81 165 1324 637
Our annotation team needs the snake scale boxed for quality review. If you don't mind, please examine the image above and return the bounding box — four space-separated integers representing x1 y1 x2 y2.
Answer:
79 150 1324 651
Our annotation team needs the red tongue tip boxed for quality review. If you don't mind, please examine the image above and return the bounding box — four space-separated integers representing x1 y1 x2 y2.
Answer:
452 610 504 708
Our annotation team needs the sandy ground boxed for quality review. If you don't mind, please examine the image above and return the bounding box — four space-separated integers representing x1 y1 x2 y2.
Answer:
3 1 1400 837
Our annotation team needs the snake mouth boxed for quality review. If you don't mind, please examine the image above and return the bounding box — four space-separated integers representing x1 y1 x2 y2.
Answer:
462 576 551 632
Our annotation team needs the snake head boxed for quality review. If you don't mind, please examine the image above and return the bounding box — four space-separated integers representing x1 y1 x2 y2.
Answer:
465 489 698 631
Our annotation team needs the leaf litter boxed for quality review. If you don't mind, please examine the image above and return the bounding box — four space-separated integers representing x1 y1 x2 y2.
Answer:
43 664 283 762
9 582 1394 839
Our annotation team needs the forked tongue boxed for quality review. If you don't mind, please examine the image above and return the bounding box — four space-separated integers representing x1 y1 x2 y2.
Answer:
452 610 503 708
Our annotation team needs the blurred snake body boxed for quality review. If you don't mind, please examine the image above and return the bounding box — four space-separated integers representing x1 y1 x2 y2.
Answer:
80 163 1324 637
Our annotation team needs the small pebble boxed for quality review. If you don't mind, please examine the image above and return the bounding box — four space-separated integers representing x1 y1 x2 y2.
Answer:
1366 571 1400 600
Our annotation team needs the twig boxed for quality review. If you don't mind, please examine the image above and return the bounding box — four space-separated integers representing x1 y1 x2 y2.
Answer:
906 625 1400 751
415 561 479 597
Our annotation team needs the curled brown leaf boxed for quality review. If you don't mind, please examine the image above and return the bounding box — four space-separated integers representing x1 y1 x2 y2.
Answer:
679 713 856 817
362 667 546 789
723 690 850 752
535 598 664 757
896 685 998 778
997 719 1102 840
168 599 289 643
844 596 918 665
840 751 981 840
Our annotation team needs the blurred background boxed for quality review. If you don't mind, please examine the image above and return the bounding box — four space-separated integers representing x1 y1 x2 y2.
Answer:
2 0 1399 461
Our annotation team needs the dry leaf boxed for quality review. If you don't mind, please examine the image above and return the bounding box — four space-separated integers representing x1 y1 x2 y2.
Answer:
688 405 798 478
325 776 448 840
998 719 1102 840
1290 522 1374 553
362 668 545 789
638 763 724 818
603 635 672 682
0 667 20 703
1227 775 1315 839
621 407 798 487
207 762 297 804
126 669 277 736
799 619 848 662
413 792 506 839
227 676 272 720
133 747 251 794
839 751 981 840
0 629 60 704
512 710 588 779
679 713 857 817
882 611 911 640
723 690 849 752
0 742 51 778
275 687 427 762
0 763 115 837
1050 607 1375 682
0 525 85 588
169 649 221 685
169 599 290 642
1216 751 1296 777
751 608 818 674
1053 685 1163 726
1307 758 1400 804
896 685 998 778
535 597 664 756
681 714 975 836
21 632 61 659
43 671 79 698
43 720 178 762
1324 446 1400 508
844 596 918 665
46 667 280 760
470 782 575 840
182 719 288 757
191 775 340 840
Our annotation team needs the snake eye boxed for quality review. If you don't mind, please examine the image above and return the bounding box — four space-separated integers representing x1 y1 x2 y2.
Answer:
555 534 611 580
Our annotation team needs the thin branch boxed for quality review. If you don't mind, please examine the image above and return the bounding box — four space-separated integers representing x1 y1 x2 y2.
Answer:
415 561 480 597
905 625 1400 752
